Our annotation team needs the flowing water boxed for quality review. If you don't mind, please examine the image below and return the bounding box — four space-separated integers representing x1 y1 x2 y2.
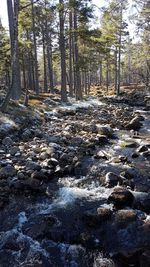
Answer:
0 99 150 267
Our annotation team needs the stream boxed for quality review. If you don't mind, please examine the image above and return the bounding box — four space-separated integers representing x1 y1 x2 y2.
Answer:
0 96 150 267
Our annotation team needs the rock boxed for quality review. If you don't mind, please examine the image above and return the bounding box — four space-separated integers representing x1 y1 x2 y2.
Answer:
33 128 43 138
2 137 14 147
23 214 56 240
132 152 139 158
83 207 112 227
26 161 41 171
9 146 20 156
123 141 138 148
108 186 134 208
125 116 143 130
137 145 148 153
142 150 150 158
121 167 140 180
97 125 113 138
105 172 123 187
133 192 150 213
98 135 109 144
0 165 16 179
21 129 33 141
94 150 108 160
39 152 49 160
48 158 59 167
31 170 48 180
113 209 137 228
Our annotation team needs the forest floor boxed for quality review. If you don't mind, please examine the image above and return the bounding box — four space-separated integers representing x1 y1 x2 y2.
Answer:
0 86 150 267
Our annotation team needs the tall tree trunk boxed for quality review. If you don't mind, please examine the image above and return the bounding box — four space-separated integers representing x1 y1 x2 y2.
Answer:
1 0 21 112
31 0 39 95
22 54 26 90
84 71 88 95
99 62 102 86
88 71 91 94
114 47 118 92
45 11 54 93
117 2 123 96
59 0 67 102
42 27 48 93
106 60 109 94
74 8 82 100
127 35 131 84
69 8 73 97
7 0 14 55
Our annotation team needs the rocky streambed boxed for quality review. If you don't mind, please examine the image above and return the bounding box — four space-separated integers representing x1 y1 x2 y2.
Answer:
0 93 150 267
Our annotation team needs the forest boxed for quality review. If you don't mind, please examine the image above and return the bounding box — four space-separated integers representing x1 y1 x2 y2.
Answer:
0 0 150 266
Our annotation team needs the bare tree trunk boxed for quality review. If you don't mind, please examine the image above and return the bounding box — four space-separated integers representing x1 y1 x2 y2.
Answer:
114 47 118 92
42 27 48 93
59 0 68 102
1 0 21 112
45 11 54 93
22 54 26 90
127 35 131 84
31 0 39 95
7 0 14 55
100 62 102 86
69 8 73 97
106 60 109 94
74 8 82 100
117 2 123 96
88 71 91 94
84 71 88 95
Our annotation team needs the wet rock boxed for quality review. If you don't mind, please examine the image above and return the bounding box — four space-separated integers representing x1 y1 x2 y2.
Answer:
113 209 137 228
94 150 108 160
133 192 150 213
105 172 123 187
108 187 134 208
125 116 143 130
121 167 140 180
83 207 112 227
0 165 16 179
23 214 56 240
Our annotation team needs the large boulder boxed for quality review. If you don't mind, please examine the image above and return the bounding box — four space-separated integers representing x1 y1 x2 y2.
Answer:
125 116 143 130
105 172 123 187
108 186 134 208
83 207 112 227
